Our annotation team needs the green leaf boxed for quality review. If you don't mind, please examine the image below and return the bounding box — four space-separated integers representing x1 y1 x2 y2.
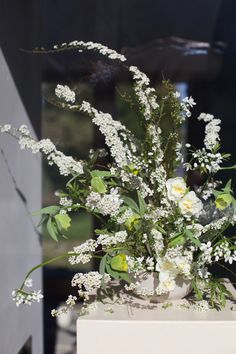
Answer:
185 229 201 247
66 173 81 187
90 170 111 178
168 233 186 247
91 177 107 193
94 229 108 235
99 255 107 276
224 179 232 193
138 192 146 217
192 279 203 301
155 224 167 235
37 214 49 227
125 213 140 231
47 217 59 242
54 213 71 231
105 263 120 280
119 272 132 283
32 205 60 216
122 196 140 213
110 254 128 272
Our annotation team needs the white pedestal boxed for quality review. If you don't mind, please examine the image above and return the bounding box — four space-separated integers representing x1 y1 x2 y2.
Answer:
77 282 236 354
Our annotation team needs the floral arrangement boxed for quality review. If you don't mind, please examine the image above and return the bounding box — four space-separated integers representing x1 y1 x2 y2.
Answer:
1 41 236 315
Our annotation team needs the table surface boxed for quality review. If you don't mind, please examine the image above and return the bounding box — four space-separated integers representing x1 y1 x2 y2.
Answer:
77 280 236 323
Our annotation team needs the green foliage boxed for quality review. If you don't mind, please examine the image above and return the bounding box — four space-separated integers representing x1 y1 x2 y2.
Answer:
168 233 186 247
54 213 71 231
110 254 128 272
32 205 60 216
91 176 107 193
122 196 140 213
47 217 60 242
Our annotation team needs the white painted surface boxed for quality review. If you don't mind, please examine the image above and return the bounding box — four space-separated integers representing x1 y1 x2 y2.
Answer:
77 282 236 354
0 49 43 354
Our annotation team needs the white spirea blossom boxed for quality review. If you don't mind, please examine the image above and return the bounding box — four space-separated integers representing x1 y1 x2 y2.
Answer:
71 271 110 299
193 300 210 312
66 40 127 62
59 197 73 207
181 96 196 118
97 231 127 247
24 278 33 288
86 188 123 217
129 66 159 121
214 241 236 264
51 295 77 317
166 177 187 201
151 229 164 254
116 208 134 224
0 125 84 176
55 84 76 103
204 118 221 151
191 148 223 174
0 124 11 132
179 191 203 218
127 256 145 275
12 289 43 306
80 101 134 167
68 239 98 265
200 242 213 264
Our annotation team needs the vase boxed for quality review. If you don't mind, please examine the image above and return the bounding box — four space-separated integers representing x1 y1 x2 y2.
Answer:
133 272 192 303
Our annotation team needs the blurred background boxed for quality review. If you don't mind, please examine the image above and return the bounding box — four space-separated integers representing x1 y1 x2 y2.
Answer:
1 1 236 353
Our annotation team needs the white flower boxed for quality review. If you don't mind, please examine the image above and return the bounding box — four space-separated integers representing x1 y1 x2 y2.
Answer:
179 191 202 218
166 177 187 201
24 278 33 288
12 289 43 306
198 113 214 123
199 242 213 264
156 272 176 294
97 188 123 216
146 257 155 271
68 239 98 265
193 300 210 312
97 231 127 247
55 84 76 103
183 96 196 107
0 124 11 132
59 197 73 207
175 257 191 277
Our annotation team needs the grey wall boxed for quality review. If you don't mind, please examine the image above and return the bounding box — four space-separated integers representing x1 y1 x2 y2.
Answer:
0 50 43 354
